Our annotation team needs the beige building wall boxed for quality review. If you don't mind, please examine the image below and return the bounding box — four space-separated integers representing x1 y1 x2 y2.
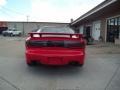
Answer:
100 18 107 42
7 22 68 35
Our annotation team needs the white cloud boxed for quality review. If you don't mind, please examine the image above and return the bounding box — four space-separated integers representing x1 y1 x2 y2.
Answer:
30 0 104 22
0 0 6 7
0 14 27 21
0 0 105 22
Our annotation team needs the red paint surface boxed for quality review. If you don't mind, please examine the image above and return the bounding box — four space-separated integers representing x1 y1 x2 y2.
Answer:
25 33 86 66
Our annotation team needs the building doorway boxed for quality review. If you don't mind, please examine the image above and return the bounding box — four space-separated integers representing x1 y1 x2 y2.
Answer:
84 26 93 44
85 26 91 37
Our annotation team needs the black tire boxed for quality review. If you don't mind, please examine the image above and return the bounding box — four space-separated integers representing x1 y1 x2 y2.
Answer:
10 33 13 37
27 62 37 67
75 64 84 67
70 62 84 67
3 34 6 36
27 63 33 67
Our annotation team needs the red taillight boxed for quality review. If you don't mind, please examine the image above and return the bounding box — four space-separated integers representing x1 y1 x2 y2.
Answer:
66 42 85 49
26 40 85 49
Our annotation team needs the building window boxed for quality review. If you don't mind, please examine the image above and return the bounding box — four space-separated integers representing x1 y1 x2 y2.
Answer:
110 19 114 25
115 18 118 25
119 17 120 38
107 17 120 42
118 17 120 25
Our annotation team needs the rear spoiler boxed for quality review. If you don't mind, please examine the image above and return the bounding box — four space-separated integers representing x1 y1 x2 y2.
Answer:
29 32 84 38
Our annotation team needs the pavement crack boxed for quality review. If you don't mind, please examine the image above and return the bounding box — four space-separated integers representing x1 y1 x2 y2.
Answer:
104 65 120 90
0 76 20 90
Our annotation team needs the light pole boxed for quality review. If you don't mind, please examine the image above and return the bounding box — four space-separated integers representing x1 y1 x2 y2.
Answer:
27 15 29 22
23 22 25 36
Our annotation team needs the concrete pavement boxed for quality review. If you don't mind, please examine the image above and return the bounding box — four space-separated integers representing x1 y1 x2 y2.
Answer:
0 36 120 90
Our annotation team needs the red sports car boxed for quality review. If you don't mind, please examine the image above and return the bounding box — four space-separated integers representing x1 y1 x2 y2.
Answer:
25 27 86 66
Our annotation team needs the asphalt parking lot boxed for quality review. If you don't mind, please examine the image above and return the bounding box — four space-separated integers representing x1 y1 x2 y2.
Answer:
0 36 120 90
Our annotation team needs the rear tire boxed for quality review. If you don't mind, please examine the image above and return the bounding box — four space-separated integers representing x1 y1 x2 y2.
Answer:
3 34 6 36
27 61 37 67
10 33 13 37
75 64 84 67
70 62 84 67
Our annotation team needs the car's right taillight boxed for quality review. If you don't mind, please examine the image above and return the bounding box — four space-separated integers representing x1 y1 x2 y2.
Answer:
64 40 85 49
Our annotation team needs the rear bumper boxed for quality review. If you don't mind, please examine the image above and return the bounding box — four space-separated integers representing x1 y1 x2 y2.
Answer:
26 51 85 65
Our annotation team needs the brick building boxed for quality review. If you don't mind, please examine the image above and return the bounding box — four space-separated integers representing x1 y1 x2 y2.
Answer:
70 0 120 44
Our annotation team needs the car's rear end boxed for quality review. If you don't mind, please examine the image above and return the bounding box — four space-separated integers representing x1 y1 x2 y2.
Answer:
25 27 86 66
25 32 86 67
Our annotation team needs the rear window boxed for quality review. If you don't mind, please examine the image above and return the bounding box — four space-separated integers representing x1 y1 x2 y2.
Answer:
37 27 75 34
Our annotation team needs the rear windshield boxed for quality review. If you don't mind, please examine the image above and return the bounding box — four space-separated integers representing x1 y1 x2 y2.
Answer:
37 27 75 34
26 40 80 47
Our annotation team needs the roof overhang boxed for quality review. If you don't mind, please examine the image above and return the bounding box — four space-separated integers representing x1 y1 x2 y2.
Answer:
71 0 117 26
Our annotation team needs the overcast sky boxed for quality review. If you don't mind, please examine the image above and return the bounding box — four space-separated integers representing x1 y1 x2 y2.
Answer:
0 0 104 22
